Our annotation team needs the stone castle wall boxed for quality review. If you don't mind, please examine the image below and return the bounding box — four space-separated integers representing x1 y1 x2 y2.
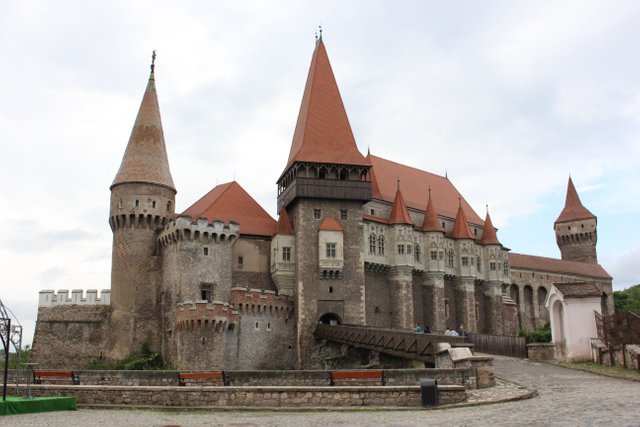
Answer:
31 303 110 369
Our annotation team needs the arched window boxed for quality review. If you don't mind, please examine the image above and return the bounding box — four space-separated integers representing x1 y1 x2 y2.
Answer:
369 234 376 254
448 250 454 268
378 236 385 256
415 244 421 262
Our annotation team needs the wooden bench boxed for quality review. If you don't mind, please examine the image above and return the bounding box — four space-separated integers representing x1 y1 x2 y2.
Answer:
33 370 79 385
178 371 227 386
330 370 385 386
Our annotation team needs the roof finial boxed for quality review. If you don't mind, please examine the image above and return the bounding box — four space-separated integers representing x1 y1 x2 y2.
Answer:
319 25 323 40
151 50 156 74
458 197 462 207
428 186 432 199
397 177 400 192
486 204 489 214
367 145 370 156
445 169 448 179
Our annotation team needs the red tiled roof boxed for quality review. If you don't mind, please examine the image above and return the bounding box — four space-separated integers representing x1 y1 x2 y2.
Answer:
509 253 611 279
555 177 596 223
422 194 444 232
280 40 368 178
319 216 343 231
553 283 603 298
389 187 413 225
480 211 500 245
275 208 294 235
367 155 483 225
111 70 175 191
182 181 276 237
363 214 389 224
451 204 474 239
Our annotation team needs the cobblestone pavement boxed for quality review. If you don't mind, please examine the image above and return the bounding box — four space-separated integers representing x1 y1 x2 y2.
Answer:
2 356 639 426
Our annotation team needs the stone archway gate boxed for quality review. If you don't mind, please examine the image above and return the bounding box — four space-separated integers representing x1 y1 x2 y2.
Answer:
314 324 465 364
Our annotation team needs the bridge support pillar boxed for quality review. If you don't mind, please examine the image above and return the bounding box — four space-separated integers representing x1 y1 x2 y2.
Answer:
389 266 414 330
422 272 445 333
483 281 504 335
454 276 477 333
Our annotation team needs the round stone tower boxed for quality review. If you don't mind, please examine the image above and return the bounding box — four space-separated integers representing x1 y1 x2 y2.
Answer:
554 177 597 264
108 54 176 359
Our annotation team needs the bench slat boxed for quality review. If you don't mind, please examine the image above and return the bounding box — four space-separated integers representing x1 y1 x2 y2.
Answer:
331 371 383 379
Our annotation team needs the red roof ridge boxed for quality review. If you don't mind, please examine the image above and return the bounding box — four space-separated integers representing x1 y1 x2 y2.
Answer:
182 181 276 237
480 209 501 245
389 186 413 225
319 216 343 231
275 208 294 235
422 192 444 232
451 203 474 239
509 253 611 279
555 177 596 223
279 39 368 179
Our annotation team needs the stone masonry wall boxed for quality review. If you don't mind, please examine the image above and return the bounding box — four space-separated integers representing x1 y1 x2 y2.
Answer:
31 305 110 369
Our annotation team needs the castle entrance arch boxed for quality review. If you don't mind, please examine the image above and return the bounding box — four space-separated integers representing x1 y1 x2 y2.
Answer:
318 313 342 325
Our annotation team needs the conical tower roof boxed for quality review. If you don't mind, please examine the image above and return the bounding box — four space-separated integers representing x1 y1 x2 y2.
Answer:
480 209 500 245
422 192 444 232
451 203 474 239
555 177 595 223
111 57 175 191
275 208 294 235
279 37 368 179
389 185 413 225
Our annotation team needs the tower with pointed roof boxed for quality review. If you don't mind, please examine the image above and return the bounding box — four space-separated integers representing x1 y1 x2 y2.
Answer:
554 177 598 264
276 35 372 367
108 55 177 358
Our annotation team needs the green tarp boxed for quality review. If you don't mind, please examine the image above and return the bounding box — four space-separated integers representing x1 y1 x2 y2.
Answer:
0 396 76 415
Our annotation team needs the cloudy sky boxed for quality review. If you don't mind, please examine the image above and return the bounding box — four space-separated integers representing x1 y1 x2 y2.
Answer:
1 0 639 345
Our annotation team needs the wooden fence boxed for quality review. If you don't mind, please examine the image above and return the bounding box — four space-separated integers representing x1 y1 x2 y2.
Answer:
466 333 528 358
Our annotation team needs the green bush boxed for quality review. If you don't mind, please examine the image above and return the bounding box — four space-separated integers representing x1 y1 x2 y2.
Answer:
519 322 552 343
85 341 164 370
614 285 640 315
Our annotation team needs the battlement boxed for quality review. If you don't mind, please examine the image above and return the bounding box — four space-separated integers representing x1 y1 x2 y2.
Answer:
230 287 293 318
109 212 170 231
159 215 240 247
38 289 111 307
174 300 239 331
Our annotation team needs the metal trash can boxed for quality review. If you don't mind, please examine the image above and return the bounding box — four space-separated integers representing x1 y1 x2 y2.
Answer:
420 378 438 407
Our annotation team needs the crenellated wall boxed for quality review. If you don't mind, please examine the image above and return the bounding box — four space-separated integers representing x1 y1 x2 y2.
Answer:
39 289 110 307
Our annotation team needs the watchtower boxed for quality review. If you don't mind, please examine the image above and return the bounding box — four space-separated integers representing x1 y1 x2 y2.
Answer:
554 177 597 264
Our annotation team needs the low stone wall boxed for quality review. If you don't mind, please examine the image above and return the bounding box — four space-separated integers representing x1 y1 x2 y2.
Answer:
10 368 477 388
527 343 556 361
30 384 467 408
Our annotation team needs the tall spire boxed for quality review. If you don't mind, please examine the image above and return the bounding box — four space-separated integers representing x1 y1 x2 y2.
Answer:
422 189 444 232
451 203 474 239
480 207 500 245
555 177 595 223
389 185 413 225
111 52 175 191
280 36 368 177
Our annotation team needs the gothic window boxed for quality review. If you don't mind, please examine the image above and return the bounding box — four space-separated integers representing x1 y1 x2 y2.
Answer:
369 234 376 254
397 244 405 255
314 209 321 219
490 262 497 271
462 256 469 266
430 250 438 261
503 261 509 276
470 256 475 265
407 245 412 255
282 247 291 262
415 245 421 262
326 243 336 258
439 251 444 260
340 209 348 220
378 236 385 256
477 256 482 272
200 283 213 302
448 250 454 268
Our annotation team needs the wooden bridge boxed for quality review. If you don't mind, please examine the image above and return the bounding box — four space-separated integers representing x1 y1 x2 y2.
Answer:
314 324 467 364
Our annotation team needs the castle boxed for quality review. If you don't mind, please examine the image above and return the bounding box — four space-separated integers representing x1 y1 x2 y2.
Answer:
32 37 613 370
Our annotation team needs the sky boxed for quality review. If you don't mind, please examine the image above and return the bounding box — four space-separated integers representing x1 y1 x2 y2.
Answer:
1 0 639 347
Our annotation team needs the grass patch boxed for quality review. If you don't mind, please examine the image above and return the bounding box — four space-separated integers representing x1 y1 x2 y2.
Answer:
556 361 640 381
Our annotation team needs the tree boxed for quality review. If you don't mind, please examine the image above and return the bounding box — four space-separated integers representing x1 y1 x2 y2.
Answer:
613 284 640 315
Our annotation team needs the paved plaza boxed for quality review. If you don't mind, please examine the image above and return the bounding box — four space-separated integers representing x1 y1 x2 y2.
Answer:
1 356 638 426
